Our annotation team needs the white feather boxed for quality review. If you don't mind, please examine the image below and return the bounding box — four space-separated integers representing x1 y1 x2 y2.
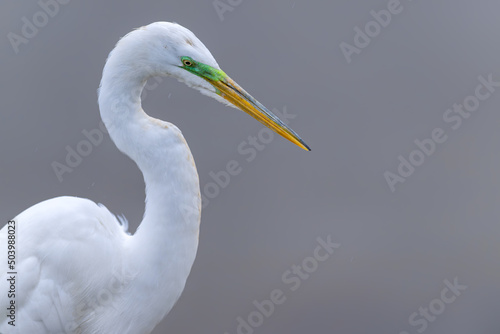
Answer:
0 22 219 334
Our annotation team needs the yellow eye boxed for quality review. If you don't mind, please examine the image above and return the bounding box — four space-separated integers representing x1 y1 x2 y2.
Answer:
182 58 193 67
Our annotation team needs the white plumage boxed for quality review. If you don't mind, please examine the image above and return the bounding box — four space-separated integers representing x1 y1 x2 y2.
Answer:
0 22 309 334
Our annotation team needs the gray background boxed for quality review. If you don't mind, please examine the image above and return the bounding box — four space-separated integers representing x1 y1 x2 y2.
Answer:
1 0 500 333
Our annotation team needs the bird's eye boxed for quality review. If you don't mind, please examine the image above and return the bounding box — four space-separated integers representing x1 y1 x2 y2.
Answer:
182 58 194 67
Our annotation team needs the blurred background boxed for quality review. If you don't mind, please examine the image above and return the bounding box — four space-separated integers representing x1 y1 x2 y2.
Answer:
1 0 500 333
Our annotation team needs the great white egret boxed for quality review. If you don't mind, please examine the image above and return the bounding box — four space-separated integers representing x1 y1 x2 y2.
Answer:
0 22 309 334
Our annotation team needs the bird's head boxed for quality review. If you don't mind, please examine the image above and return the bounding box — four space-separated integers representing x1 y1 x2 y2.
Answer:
112 22 310 151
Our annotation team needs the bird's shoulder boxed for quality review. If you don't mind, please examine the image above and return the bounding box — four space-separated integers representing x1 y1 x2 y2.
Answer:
0 196 134 333
10 195 128 238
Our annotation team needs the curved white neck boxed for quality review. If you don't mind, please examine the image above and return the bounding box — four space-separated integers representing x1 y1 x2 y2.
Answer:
98 51 201 331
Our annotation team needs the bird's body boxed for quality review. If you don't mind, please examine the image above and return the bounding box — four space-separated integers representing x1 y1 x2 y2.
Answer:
0 22 308 333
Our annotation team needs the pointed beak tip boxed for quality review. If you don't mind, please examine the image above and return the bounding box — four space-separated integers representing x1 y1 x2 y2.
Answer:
298 140 311 151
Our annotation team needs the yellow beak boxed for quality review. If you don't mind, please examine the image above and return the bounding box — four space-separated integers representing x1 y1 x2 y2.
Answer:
209 77 311 151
